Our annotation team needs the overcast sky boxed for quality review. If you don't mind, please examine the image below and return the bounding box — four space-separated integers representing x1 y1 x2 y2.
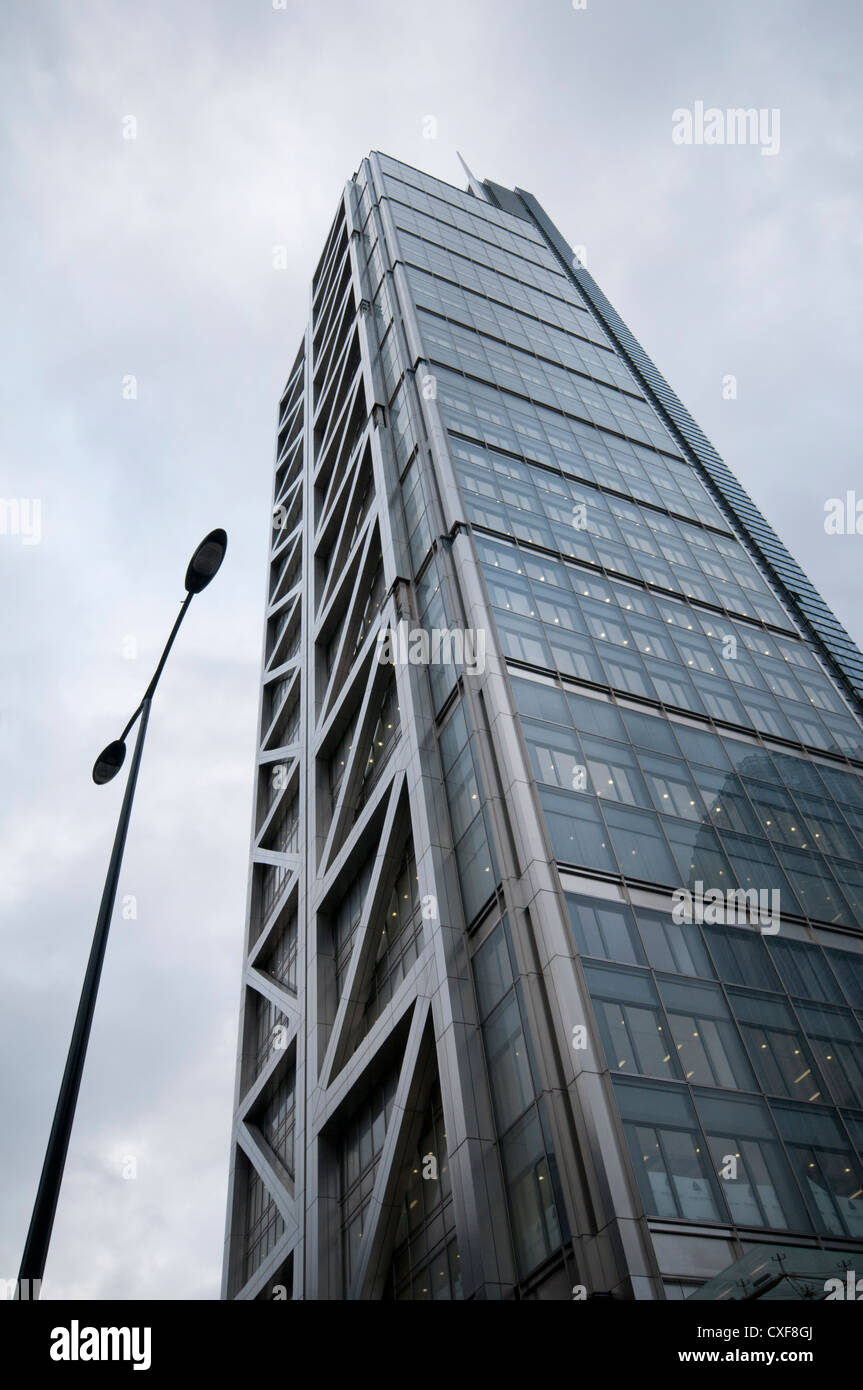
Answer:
1 0 861 1300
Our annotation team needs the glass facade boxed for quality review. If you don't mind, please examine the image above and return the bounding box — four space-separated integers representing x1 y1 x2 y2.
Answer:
387 1080 462 1300
569 891 863 1240
224 151 863 1301
473 915 569 1277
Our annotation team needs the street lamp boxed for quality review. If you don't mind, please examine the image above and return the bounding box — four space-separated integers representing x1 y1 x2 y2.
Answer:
16 528 227 1298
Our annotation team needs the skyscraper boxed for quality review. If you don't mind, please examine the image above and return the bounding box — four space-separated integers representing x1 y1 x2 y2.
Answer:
222 152 863 1301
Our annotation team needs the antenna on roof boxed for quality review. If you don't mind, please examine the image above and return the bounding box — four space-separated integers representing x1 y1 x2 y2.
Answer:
456 151 490 203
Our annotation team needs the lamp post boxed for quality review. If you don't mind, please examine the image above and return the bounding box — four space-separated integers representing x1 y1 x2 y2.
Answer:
16 528 227 1298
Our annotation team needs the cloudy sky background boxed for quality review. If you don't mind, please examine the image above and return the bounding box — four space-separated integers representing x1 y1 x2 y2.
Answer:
1 0 861 1299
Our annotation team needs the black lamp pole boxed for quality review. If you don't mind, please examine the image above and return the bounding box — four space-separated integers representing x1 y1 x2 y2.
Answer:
16 529 227 1298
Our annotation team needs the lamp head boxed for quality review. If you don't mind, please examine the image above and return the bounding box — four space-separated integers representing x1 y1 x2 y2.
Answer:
184 528 227 594
93 739 126 785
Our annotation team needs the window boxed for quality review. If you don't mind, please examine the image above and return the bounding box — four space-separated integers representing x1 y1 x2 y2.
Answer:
584 964 680 1080
741 689 794 742
701 925 780 992
454 812 497 924
636 909 715 978
362 843 423 1034
333 860 374 997
473 920 514 1018
538 787 617 872
825 949 863 1009
389 1081 462 1301
602 802 679 884
441 699 498 924
443 740 483 838
484 990 537 1131
393 1239 461 1301
259 1071 296 1179
795 1004 863 1109
267 791 300 855
772 1104 863 1239
496 610 553 667
730 990 824 1103
673 725 732 770
241 1164 285 1288
358 679 400 808
567 692 626 739
510 675 571 726
841 1110 863 1161
581 734 652 807
535 589 585 632
691 673 746 726
328 714 357 813
695 1091 810 1232
523 719 582 790
614 1078 722 1222
600 646 656 701
695 769 763 837
548 628 606 683
566 893 645 965
639 750 703 820
659 977 756 1090
500 1106 565 1277
664 819 735 891
472 921 567 1278
352 561 386 659
250 991 289 1084
621 707 679 756
645 657 701 712
263 913 298 993
793 794 859 860
486 569 537 617
767 938 843 1004
341 1072 399 1288
831 863 863 927
720 833 798 911
776 847 850 926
